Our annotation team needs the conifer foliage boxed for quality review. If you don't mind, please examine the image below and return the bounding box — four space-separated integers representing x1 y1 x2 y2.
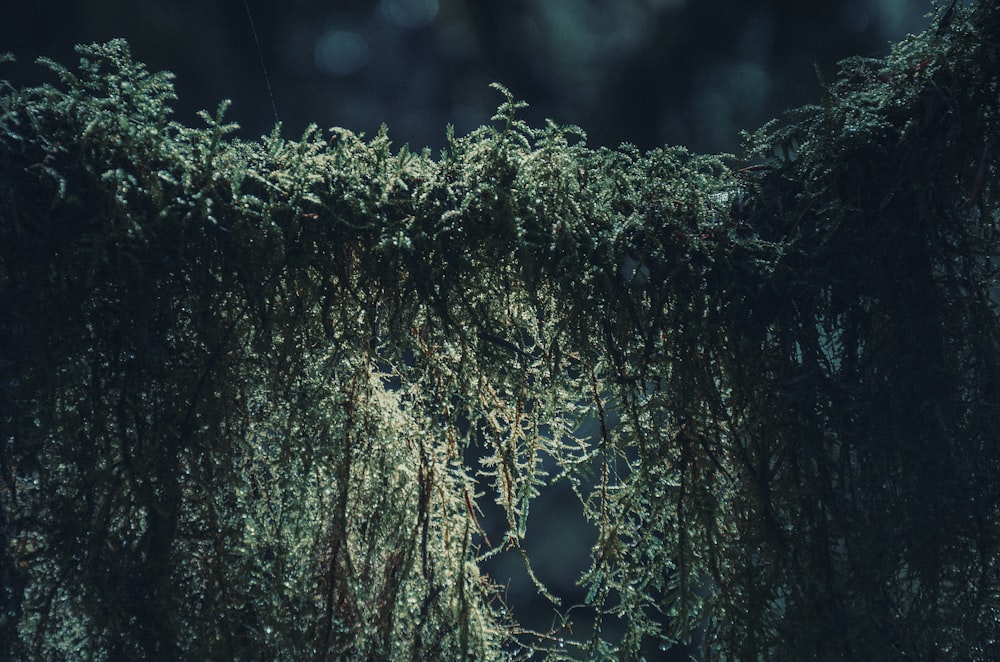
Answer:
1 2 999 659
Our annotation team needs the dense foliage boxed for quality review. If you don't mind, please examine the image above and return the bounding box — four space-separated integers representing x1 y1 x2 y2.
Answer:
2 2 999 659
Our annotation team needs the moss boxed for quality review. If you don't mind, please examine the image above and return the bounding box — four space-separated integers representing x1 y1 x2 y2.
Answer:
1 3 999 659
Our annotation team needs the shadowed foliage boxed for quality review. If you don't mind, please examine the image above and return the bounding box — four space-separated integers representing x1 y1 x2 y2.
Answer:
1 2 999 659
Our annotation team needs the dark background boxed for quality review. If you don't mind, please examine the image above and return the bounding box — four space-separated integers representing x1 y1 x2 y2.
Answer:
3 0 931 155
1 1 936 658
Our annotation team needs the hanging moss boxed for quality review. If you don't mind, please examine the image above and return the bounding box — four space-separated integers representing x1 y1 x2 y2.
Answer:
1 2 999 659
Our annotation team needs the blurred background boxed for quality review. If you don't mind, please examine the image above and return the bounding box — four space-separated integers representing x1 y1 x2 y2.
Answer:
3 0 932 155
1 0 936 658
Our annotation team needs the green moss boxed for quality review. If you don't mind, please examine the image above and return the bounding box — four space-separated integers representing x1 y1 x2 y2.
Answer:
2 3 999 658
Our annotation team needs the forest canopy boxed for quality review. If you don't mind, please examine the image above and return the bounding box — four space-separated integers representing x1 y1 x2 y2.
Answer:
1 1 999 660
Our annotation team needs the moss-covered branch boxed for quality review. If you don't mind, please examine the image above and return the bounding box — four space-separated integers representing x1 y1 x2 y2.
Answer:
1 2 999 659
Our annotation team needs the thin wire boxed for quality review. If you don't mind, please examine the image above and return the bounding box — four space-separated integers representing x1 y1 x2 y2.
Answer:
243 0 280 127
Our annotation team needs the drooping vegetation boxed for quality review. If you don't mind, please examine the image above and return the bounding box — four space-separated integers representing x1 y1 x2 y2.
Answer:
1 2 999 659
